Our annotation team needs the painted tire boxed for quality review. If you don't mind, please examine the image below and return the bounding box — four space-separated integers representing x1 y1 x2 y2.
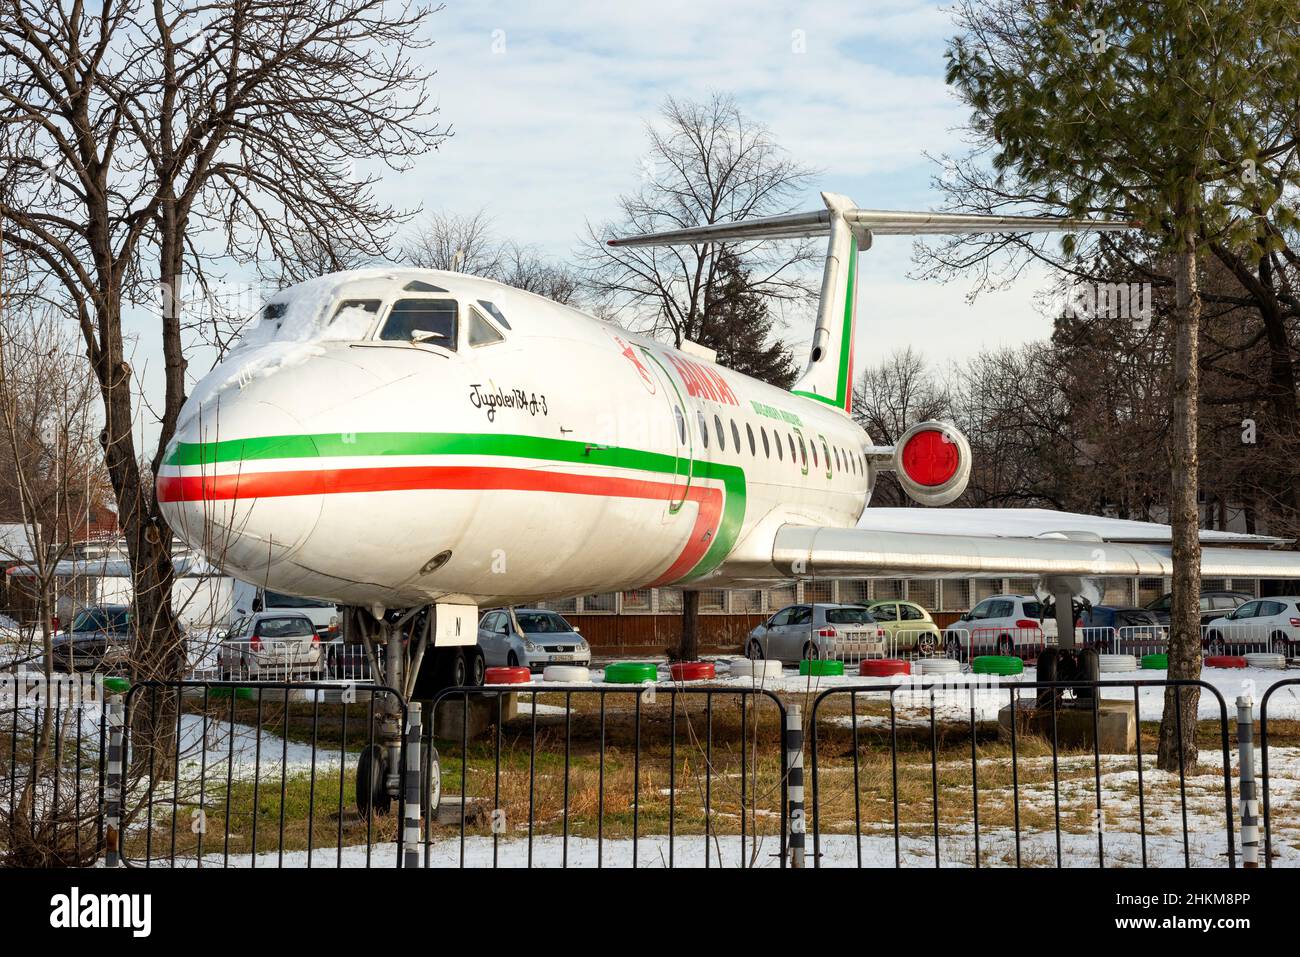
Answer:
972 655 1023 676
210 685 255 700
484 666 532 685
1205 655 1247 669
729 658 784 679
915 658 961 675
859 659 910 677
1245 653 1287 670
542 665 591 683
603 661 660 684
1098 654 1139 673
1140 653 1168 670
103 677 130 695
799 659 845 677
669 661 716 681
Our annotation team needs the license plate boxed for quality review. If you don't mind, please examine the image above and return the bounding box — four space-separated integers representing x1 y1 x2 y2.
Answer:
551 654 575 662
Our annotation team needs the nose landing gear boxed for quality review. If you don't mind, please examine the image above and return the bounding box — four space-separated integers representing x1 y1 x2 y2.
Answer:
344 602 483 818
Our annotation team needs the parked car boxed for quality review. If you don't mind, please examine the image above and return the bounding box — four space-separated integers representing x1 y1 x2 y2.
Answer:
945 595 1057 660
1144 590 1250 627
1078 605 1164 653
858 599 942 656
745 603 886 664
478 608 590 672
51 605 132 673
1203 597 1300 655
217 612 323 679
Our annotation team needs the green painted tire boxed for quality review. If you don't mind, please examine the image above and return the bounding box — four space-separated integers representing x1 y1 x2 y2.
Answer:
603 661 659 684
209 685 256 700
799 659 844 677
102 677 130 695
972 655 1024 676
1141 653 1169 670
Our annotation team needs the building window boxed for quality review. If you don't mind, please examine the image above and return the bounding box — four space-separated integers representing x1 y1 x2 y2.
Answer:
621 589 652 612
908 580 938 610
940 579 968 611
804 579 833 604
1136 577 1165 606
731 589 763 613
839 580 870 605
581 592 616 613
699 589 726 612
541 596 578 614
767 582 796 609
657 588 683 613
874 579 905 602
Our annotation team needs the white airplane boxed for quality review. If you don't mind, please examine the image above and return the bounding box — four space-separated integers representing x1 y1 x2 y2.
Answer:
159 192 1300 806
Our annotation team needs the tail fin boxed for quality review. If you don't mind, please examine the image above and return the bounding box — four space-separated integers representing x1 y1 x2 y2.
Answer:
607 199 1132 415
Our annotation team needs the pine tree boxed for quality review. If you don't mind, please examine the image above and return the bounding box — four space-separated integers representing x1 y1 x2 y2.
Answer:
696 251 799 388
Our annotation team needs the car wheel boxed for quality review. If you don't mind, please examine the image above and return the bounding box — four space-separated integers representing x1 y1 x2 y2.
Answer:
802 641 821 661
1206 631 1225 656
997 634 1015 658
915 632 938 658
507 650 520 667
745 639 764 660
945 634 964 661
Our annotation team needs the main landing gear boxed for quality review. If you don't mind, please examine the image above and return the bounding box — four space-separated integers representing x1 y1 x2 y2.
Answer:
344 603 484 818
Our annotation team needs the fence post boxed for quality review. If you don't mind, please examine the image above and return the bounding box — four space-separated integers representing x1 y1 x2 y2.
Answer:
403 701 422 869
103 694 124 868
1236 694 1259 869
787 703 805 869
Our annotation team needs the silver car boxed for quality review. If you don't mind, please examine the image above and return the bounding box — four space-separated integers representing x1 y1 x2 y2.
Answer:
745 603 886 664
478 608 591 672
217 612 324 680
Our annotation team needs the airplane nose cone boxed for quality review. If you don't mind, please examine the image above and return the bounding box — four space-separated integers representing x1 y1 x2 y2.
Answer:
159 381 324 577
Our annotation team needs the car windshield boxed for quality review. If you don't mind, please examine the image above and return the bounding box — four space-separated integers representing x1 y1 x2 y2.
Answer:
264 591 333 609
516 612 572 634
71 608 129 632
256 617 314 638
826 608 875 624
1146 595 1172 612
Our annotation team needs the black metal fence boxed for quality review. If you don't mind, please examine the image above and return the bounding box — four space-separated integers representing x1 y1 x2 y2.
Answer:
0 674 1284 868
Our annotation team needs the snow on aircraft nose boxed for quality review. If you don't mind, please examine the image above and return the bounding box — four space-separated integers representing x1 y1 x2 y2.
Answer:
158 370 325 578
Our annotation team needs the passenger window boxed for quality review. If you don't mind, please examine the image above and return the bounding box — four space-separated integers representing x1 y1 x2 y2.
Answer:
746 423 756 456
761 427 771 458
834 447 842 472
380 299 458 349
674 407 686 445
798 434 807 468
697 411 709 448
788 434 796 461
811 441 818 469
731 420 741 453
714 415 726 451
822 440 830 472
468 308 505 347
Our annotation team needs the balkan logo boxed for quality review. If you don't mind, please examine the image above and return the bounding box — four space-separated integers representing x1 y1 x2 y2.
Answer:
49 887 151 937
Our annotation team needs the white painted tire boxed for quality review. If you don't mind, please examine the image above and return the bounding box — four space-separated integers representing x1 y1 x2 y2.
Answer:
728 658 785 680
1245 653 1287 671
542 665 592 683
1099 654 1138 673
914 658 961 675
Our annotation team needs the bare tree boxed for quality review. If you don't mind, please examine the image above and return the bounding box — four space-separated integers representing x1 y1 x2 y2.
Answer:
580 93 817 348
0 0 447 768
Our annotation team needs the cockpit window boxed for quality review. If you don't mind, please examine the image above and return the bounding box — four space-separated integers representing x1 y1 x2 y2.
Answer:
403 280 449 293
380 299 458 349
330 299 382 338
477 300 511 330
262 302 288 332
468 308 505 347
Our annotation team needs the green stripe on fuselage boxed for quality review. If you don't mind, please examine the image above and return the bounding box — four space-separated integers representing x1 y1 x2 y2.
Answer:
164 431 745 581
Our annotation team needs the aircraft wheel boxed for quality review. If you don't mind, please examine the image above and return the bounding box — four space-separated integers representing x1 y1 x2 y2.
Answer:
422 742 441 818
356 743 391 817
463 646 486 687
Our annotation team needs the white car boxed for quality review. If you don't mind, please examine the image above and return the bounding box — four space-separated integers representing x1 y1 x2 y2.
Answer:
217 612 324 680
1203 597 1300 655
945 594 1058 660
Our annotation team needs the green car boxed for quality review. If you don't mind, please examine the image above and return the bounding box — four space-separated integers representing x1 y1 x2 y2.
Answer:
860 600 942 656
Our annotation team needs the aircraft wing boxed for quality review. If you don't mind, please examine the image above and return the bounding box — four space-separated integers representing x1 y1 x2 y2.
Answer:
764 523 1300 580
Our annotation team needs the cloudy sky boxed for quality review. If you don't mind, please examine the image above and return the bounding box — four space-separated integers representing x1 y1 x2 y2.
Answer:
129 0 1061 451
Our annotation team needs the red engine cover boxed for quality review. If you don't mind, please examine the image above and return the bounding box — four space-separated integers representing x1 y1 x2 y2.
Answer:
900 429 960 487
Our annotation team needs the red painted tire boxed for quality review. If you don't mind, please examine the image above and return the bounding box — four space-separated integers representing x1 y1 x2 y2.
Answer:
484 666 532 685
670 661 716 681
859 659 911 677
1205 655 1247 669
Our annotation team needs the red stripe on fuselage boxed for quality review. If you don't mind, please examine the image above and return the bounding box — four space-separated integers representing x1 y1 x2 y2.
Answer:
157 465 720 586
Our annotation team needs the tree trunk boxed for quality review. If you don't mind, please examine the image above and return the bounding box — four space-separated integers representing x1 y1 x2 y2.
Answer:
1157 233 1203 772
678 590 701 661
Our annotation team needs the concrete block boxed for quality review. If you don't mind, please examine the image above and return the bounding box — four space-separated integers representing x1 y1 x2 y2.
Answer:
434 692 518 740
997 697 1137 754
